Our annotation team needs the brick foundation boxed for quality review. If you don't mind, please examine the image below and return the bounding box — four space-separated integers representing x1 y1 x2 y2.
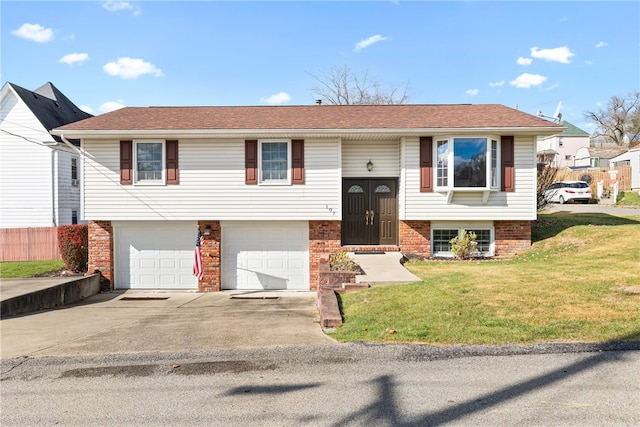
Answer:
399 220 431 257
494 220 531 256
88 220 114 289
309 220 342 290
197 221 221 292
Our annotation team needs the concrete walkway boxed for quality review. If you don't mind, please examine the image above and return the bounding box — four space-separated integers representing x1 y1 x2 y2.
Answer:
349 252 421 284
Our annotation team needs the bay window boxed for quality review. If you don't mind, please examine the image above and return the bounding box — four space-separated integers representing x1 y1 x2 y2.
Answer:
434 136 500 191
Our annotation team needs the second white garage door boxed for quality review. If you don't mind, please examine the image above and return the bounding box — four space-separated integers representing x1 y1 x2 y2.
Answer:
221 221 309 290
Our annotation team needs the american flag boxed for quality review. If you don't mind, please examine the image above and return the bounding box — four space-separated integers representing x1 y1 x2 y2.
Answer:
193 228 204 280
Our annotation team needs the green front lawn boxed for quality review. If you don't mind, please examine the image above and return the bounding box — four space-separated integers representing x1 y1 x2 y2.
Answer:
0 259 65 279
332 212 640 345
617 190 640 207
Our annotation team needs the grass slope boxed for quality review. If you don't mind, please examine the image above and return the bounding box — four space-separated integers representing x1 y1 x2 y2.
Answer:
333 212 640 345
0 259 65 279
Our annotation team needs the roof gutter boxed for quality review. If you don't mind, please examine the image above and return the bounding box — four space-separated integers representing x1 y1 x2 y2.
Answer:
52 126 564 139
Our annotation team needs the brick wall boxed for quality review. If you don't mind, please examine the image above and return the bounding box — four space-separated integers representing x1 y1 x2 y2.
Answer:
494 220 531 256
88 220 113 289
309 220 342 290
399 220 431 257
197 221 221 292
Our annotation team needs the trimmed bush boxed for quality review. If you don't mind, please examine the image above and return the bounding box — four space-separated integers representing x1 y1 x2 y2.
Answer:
57 224 88 273
450 229 478 260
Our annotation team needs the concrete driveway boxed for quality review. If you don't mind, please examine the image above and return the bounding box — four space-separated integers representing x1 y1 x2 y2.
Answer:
0 290 336 359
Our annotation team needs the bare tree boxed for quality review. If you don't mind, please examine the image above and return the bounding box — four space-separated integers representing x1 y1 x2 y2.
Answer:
537 165 560 211
309 65 409 105
584 91 640 146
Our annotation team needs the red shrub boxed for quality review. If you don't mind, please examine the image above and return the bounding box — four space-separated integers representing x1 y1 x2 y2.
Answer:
57 225 88 273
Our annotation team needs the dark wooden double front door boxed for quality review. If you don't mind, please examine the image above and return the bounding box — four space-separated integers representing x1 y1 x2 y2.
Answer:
342 178 398 246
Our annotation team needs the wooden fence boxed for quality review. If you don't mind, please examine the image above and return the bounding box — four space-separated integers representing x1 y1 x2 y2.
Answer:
561 165 632 191
0 227 60 262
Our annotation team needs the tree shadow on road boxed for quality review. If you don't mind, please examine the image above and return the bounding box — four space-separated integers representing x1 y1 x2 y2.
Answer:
331 332 640 426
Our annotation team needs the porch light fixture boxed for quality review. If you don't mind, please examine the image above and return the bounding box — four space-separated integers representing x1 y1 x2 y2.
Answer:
367 160 374 172
204 225 212 236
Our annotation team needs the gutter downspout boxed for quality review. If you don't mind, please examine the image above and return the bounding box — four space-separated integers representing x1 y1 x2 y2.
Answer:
59 134 82 155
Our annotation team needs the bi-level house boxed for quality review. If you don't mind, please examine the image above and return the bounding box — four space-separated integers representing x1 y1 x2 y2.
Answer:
52 104 562 292
0 82 92 228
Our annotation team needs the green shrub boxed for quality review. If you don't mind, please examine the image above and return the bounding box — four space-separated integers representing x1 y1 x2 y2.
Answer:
450 229 478 260
57 224 88 273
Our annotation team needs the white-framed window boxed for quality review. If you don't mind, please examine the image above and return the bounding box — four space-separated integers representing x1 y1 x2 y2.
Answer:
134 140 165 184
434 136 500 191
259 140 290 184
432 227 494 257
71 157 79 186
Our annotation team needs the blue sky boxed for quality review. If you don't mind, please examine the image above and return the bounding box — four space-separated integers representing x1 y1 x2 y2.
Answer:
2 1 639 133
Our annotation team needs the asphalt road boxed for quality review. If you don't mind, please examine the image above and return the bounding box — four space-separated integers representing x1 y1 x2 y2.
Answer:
2 344 639 426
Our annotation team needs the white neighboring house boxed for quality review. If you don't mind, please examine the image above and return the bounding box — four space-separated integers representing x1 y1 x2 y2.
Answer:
609 147 640 190
574 146 628 169
0 82 93 228
536 121 590 168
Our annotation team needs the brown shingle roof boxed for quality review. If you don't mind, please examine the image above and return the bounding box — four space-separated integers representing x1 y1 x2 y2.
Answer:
55 104 562 131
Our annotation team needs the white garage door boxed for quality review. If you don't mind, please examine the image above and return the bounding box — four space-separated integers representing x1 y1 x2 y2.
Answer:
222 221 309 290
114 221 198 290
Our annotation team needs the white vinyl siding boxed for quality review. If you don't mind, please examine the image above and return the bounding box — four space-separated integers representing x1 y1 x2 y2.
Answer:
401 136 536 221
342 140 400 178
0 89 80 228
81 138 341 221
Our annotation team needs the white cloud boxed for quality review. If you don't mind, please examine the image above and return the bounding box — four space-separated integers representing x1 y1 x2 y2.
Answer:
517 57 533 66
354 34 388 52
59 53 89 65
466 89 479 96
260 92 291 105
79 105 94 115
103 57 164 79
11 23 54 42
530 46 575 64
102 1 141 16
595 41 608 48
489 80 505 88
509 73 547 89
99 101 126 113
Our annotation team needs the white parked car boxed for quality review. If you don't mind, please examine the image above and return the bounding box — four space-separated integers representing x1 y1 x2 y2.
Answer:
544 181 592 204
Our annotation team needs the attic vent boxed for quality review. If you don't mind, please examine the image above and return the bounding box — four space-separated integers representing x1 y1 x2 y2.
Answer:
32 93 39 99
54 102 60 108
